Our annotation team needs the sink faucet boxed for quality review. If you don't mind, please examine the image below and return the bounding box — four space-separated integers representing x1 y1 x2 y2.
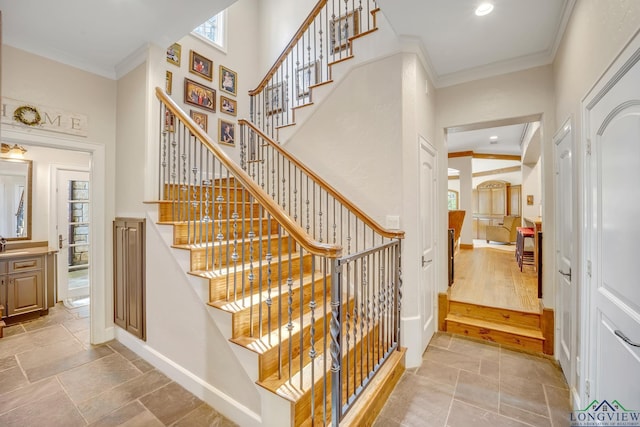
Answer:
0 236 6 252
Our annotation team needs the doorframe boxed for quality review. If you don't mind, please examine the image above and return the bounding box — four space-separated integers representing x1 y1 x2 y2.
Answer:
580 30 640 408
418 135 438 350
3 127 111 344
51 165 91 302
552 115 578 402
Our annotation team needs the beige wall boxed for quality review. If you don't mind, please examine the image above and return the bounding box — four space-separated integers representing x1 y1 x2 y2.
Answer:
552 0 640 404
286 52 438 367
435 65 556 306
116 63 147 216
257 0 316 72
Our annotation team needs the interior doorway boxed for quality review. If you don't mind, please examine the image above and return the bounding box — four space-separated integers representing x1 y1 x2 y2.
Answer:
446 116 543 311
55 168 91 307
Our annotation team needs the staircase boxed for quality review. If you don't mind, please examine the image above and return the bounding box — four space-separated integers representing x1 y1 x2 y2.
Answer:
154 76 403 427
248 0 384 144
445 299 546 353
146 2 408 424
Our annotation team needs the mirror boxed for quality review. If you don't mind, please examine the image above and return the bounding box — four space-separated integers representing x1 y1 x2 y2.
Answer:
0 158 32 240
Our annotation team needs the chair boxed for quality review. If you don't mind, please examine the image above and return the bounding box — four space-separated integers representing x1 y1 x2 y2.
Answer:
516 227 535 271
448 210 466 252
486 215 521 244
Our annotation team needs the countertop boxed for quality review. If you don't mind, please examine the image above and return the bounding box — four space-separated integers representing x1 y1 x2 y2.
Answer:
0 246 58 260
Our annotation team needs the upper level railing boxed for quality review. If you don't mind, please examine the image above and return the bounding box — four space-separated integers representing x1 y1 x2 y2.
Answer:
249 0 379 140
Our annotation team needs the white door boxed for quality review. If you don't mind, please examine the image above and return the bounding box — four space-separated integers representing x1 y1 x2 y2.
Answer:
585 40 640 406
56 169 91 302
553 119 576 393
419 138 437 347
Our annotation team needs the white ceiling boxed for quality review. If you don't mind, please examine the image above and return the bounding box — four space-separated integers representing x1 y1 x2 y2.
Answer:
1 1 569 158
0 0 234 79
447 123 527 156
0 0 575 84
378 0 575 87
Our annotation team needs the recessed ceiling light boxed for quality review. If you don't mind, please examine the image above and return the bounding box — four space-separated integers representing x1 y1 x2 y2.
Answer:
489 135 498 141
475 3 494 16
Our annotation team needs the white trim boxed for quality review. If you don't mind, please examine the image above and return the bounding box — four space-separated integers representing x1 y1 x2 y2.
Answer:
114 328 262 427
115 43 151 80
2 127 112 344
50 165 91 303
190 9 228 54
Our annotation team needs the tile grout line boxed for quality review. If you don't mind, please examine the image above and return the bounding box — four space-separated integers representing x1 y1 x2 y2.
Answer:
55 375 90 425
443 366 460 427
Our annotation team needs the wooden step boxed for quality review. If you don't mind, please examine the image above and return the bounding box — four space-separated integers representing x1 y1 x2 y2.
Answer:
176 233 296 271
210 272 330 339
302 346 405 427
445 313 544 353
155 200 262 222
448 300 541 329
232 295 334 381
336 347 405 427
193 252 314 302
163 183 249 202
259 321 387 426
170 217 280 245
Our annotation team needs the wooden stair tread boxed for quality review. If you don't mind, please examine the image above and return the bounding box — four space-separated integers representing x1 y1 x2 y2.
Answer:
207 271 323 312
448 300 541 329
230 295 331 355
172 232 285 250
258 322 385 403
446 313 544 340
189 251 308 278
292 102 313 111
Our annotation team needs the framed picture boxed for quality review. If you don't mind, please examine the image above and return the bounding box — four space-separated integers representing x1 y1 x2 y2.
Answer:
218 119 235 146
219 65 237 96
265 82 285 115
190 110 208 132
184 78 216 112
527 195 534 205
220 95 237 116
166 43 181 66
296 61 319 99
189 50 213 81
165 71 173 95
331 11 360 52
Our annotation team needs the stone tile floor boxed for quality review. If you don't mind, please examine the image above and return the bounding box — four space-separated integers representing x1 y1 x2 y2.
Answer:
0 303 236 426
375 333 572 427
0 303 571 427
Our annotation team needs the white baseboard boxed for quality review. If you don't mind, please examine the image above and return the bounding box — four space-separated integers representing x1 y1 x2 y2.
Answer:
114 329 262 426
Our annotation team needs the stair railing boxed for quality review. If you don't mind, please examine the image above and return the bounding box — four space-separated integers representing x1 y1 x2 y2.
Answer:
238 119 404 424
248 0 379 140
157 88 403 425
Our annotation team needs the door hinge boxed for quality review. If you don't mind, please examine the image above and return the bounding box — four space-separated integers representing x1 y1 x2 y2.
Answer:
586 138 592 156
587 260 592 277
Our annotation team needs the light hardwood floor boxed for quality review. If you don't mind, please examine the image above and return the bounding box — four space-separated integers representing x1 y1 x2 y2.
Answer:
449 243 539 313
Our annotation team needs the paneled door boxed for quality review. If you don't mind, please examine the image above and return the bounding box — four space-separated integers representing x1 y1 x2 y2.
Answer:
553 118 576 398
584 36 640 406
419 137 437 348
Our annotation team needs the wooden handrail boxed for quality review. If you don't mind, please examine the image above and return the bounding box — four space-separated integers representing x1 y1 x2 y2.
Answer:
239 119 405 240
248 0 327 96
155 88 342 258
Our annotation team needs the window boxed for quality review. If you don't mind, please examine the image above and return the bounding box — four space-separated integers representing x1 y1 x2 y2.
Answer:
448 190 459 210
192 11 226 50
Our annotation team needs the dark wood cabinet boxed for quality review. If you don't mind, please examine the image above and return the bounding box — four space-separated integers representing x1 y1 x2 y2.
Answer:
113 217 146 340
0 248 55 321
